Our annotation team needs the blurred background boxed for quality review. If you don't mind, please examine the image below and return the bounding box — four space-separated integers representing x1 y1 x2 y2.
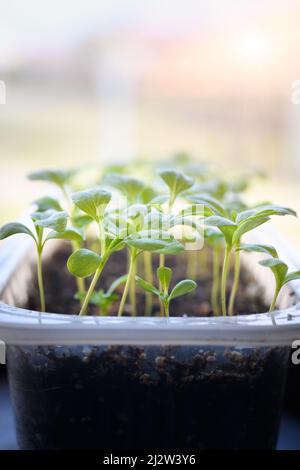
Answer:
1 0 300 450
0 0 300 248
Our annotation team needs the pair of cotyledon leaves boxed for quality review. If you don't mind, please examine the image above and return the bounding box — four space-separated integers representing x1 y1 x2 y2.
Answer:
187 194 297 248
0 209 82 246
136 266 197 305
103 169 195 208
238 243 300 295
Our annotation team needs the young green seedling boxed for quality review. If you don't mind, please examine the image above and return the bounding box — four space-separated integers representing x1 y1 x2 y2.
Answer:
156 169 194 312
102 173 145 204
67 188 128 316
102 174 148 311
136 266 197 317
158 168 194 211
259 258 300 313
204 204 296 316
75 274 127 316
0 209 77 312
119 228 184 317
28 167 87 297
205 228 224 316
27 169 76 205
238 243 300 314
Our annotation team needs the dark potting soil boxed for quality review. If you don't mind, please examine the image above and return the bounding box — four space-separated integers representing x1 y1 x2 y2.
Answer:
7 344 289 450
7 244 288 450
26 243 268 316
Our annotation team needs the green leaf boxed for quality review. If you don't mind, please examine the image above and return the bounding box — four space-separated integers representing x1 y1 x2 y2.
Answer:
28 169 75 188
75 290 118 307
158 169 194 204
0 222 35 241
188 194 227 216
140 187 158 204
135 276 160 295
283 271 300 285
157 266 172 293
67 248 102 278
103 173 144 203
259 258 288 289
204 216 237 247
135 229 173 240
238 243 278 258
169 279 197 301
232 217 270 245
236 205 297 224
126 238 172 252
204 215 236 229
156 240 185 255
34 196 63 212
33 210 68 232
46 227 84 243
72 188 111 221
72 214 94 228
126 236 184 255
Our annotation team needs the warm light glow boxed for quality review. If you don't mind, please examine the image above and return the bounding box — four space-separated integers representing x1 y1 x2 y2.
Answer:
236 32 273 65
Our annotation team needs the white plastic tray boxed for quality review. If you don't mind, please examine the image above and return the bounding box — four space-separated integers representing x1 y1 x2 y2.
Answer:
0 225 300 346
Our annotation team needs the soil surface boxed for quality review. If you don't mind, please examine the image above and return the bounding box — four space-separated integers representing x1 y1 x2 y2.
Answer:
27 243 268 316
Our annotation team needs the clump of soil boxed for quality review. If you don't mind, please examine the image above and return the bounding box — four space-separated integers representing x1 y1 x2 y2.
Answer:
27 243 268 316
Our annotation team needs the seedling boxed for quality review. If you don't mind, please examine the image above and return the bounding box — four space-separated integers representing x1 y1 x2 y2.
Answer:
2 157 298 322
0 209 78 311
67 188 124 315
120 226 185 317
260 259 300 312
75 274 127 315
156 169 194 311
202 203 296 316
136 266 197 317
158 169 194 210
102 173 147 311
102 173 145 204
28 167 87 297
239 243 300 314
205 228 224 316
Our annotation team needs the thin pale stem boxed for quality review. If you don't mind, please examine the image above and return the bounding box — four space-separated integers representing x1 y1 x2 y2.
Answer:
164 300 170 318
37 248 46 312
221 245 231 317
118 251 136 317
143 251 153 315
211 247 220 316
159 253 165 316
79 262 105 316
228 242 241 317
269 286 280 313
129 256 137 316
